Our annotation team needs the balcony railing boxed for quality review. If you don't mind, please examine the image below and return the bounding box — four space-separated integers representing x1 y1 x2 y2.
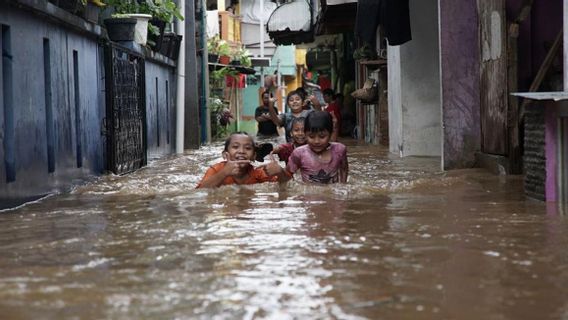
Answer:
219 11 241 44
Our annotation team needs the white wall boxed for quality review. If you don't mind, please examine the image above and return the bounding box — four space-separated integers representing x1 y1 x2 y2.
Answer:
388 0 442 157
388 46 403 155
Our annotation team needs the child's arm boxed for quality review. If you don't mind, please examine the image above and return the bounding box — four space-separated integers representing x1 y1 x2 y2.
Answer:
197 160 251 188
309 95 322 111
267 98 283 126
262 154 292 182
255 107 271 122
339 150 348 183
330 112 339 142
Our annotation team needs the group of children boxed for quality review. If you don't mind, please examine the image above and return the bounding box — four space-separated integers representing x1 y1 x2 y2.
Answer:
196 90 348 188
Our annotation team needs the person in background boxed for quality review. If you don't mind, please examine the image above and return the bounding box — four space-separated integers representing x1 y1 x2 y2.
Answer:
296 86 322 111
268 90 313 142
272 117 307 164
337 93 355 137
196 132 288 188
255 91 279 138
322 89 342 141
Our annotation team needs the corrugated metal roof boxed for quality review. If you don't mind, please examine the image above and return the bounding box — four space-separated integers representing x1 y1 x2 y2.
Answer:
326 0 357 5
511 92 568 101
267 0 311 32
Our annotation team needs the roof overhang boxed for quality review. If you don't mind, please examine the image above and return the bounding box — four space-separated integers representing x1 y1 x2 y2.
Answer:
315 0 357 35
267 0 315 45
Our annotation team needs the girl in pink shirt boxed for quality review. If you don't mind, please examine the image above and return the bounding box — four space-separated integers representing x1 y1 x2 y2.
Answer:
286 111 348 183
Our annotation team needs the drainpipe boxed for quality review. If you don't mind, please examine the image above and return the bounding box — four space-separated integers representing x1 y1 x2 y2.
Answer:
175 0 185 154
564 0 568 91
259 0 265 93
260 0 264 58
201 0 211 143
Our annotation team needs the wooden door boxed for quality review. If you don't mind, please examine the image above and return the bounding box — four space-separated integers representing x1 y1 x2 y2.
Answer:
478 0 508 155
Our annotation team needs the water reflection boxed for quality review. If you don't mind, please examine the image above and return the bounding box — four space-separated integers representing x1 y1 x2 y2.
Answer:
0 141 567 319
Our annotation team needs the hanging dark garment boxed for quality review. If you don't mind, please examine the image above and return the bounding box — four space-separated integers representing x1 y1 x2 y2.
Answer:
355 0 412 46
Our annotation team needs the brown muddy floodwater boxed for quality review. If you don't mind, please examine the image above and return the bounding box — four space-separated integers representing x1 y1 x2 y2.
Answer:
1 140 567 320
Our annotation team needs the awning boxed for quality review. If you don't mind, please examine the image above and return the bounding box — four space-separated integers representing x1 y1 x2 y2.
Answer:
315 0 358 35
267 0 314 45
326 0 357 4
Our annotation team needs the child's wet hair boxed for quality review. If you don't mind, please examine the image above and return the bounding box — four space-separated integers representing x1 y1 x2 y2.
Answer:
291 116 306 128
322 88 334 97
295 87 307 100
224 131 255 151
305 111 333 134
286 90 302 103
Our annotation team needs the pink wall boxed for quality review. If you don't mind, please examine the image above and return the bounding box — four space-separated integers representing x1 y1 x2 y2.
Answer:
545 105 558 201
439 0 481 170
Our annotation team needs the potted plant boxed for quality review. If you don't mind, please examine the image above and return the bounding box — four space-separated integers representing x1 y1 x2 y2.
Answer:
146 0 184 51
207 36 231 64
104 0 153 45
159 32 183 60
230 45 251 67
206 36 220 63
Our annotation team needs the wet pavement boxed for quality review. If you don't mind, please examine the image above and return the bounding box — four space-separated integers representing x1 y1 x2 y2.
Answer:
0 140 566 319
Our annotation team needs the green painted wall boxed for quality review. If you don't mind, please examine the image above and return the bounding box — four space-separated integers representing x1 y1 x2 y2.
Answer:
238 45 297 136
241 82 261 135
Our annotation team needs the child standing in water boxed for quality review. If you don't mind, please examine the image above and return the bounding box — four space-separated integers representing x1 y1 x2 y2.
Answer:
272 117 306 164
196 132 288 188
286 111 348 184
268 90 320 142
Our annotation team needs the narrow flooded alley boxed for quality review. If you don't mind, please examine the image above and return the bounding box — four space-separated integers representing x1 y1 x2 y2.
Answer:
0 141 566 319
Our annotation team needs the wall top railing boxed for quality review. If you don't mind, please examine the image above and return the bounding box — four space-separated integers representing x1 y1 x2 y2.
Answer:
2 0 103 38
2 0 177 68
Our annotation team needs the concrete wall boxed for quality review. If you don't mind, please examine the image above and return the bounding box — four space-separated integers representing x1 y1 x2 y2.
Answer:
388 46 403 155
439 0 481 169
0 2 179 207
388 0 441 157
145 61 177 159
0 5 105 204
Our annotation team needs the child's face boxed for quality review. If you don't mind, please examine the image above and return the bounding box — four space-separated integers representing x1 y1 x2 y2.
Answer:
288 94 303 113
306 130 331 154
225 134 255 162
290 122 306 145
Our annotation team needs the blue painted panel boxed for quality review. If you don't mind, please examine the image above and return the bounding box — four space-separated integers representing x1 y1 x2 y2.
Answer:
0 6 105 203
145 61 176 159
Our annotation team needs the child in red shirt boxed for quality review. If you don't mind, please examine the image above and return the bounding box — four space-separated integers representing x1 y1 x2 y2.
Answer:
196 132 289 188
272 117 306 164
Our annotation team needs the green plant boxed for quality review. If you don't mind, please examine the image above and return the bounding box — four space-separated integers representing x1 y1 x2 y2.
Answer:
231 45 251 67
105 0 151 15
146 0 184 22
209 96 233 139
207 36 231 56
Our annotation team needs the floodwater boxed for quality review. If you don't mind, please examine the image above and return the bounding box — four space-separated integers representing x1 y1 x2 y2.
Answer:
1 140 567 320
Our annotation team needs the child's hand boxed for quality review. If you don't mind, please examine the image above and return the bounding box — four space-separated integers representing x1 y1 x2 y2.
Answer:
261 153 284 176
222 152 251 176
